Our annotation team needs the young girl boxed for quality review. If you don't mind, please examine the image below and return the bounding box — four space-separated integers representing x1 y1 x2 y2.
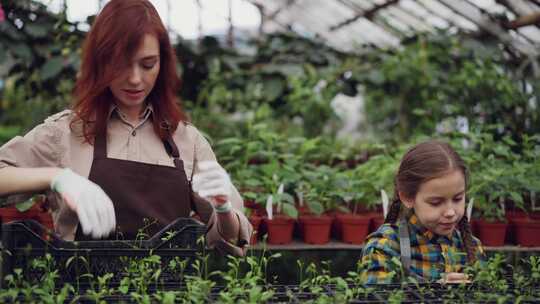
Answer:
360 140 485 284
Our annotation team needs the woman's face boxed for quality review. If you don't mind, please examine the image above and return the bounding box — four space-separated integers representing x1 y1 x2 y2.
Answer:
109 34 160 118
402 170 466 237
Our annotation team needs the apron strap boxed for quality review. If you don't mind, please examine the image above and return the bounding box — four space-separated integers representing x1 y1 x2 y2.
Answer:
164 135 197 212
93 131 107 159
163 136 185 170
399 218 412 274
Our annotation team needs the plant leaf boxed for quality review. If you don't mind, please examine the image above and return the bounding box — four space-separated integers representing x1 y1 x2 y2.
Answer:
15 196 36 212
282 203 298 219
40 56 64 81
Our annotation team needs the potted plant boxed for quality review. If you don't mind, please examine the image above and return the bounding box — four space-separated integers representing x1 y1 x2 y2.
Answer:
507 136 540 246
0 193 54 234
295 165 337 244
234 166 267 217
472 197 508 246
259 162 299 244
333 172 371 244
467 143 513 246
511 192 540 247
243 208 262 245
510 189 540 247
469 162 507 245
351 152 398 233
263 189 297 245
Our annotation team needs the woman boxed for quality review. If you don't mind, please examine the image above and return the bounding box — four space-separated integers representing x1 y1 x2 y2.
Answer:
0 0 251 256
360 140 485 283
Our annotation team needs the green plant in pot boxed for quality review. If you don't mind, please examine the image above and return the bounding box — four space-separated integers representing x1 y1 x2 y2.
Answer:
296 178 333 245
506 135 540 246
232 165 266 216
260 161 298 245
470 185 508 247
351 151 398 232
464 133 523 246
334 174 372 244
0 194 54 233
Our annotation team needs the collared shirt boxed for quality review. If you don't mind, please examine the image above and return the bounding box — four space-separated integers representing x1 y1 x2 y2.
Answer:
0 105 251 255
360 213 486 284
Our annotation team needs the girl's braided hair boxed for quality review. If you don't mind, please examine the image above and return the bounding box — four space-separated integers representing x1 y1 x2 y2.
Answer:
384 140 477 263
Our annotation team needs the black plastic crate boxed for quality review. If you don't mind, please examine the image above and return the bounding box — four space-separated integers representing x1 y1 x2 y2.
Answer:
1 218 206 287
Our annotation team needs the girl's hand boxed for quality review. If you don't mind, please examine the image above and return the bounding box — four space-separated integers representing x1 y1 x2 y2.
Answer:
438 272 471 284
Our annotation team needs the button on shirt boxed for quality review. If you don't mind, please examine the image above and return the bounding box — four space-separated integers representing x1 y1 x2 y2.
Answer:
360 214 486 284
0 105 251 255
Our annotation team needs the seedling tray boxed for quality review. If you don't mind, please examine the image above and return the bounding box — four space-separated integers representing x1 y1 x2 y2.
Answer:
1 218 206 287
2 281 540 303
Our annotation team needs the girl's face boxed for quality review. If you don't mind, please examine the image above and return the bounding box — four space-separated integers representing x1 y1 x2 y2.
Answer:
109 34 160 119
401 170 466 237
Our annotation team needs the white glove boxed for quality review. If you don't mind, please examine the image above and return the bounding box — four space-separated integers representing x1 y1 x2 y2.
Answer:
51 168 116 239
192 161 232 207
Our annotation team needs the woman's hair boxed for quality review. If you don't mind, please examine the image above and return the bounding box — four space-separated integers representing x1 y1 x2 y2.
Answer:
384 140 477 263
71 0 186 143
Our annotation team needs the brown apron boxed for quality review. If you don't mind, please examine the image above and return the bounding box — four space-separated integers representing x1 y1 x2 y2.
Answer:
75 130 193 240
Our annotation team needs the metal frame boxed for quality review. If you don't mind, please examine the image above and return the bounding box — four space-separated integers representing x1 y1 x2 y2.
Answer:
250 0 540 57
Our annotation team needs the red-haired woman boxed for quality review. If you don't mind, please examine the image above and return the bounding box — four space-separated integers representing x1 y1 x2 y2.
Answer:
0 0 251 256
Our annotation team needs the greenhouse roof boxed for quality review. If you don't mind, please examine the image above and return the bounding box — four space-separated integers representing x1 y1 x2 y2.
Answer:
249 0 540 57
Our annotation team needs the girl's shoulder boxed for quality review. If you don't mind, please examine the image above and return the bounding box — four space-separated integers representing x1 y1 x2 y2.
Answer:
363 223 400 251
471 235 482 246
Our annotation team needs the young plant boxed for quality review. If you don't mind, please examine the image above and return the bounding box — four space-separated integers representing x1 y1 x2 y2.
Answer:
259 163 298 218
217 255 274 303
85 273 114 303
167 256 189 283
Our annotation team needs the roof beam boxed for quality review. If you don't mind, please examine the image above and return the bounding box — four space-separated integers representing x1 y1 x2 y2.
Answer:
265 0 296 22
329 0 399 31
247 0 296 33
438 0 539 56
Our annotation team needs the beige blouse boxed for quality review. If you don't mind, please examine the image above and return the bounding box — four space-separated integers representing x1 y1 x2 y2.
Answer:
0 105 251 256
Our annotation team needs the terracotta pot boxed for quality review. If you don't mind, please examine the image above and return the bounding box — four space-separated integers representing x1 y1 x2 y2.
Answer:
293 204 312 239
506 211 527 244
529 211 540 220
248 215 262 245
512 217 540 247
327 210 345 240
264 215 295 244
475 219 508 246
0 204 54 239
298 215 332 244
1 204 54 229
336 214 371 244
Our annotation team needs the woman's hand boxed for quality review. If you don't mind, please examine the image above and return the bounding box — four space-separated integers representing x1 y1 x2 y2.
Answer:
192 161 232 212
51 168 116 238
438 272 471 284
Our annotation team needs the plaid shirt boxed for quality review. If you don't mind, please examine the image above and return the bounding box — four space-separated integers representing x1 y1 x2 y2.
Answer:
360 214 485 284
